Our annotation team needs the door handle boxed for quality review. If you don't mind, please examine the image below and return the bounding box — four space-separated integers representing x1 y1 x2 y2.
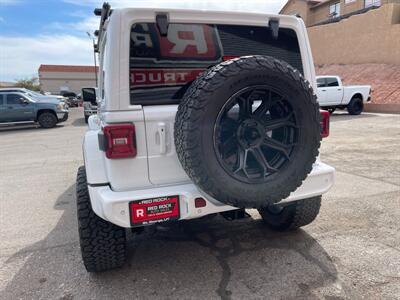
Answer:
7 106 13 109
321 90 326 92
337 89 342 91
156 123 167 154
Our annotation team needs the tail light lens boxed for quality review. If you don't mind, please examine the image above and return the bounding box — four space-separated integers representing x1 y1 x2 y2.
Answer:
102 124 137 159
320 110 330 138
223 56 239 61
194 197 207 208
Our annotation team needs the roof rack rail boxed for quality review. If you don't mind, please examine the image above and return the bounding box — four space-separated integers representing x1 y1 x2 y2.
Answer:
93 2 112 53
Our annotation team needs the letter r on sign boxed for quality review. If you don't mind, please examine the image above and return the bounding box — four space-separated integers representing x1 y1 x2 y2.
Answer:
136 209 144 218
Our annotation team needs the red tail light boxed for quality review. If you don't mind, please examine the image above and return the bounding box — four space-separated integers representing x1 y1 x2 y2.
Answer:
194 197 207 208
103 124 137 159
223 56 239 61
320 110 330 138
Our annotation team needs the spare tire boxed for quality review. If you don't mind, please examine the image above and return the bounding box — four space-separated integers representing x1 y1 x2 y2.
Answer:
174 56 321 208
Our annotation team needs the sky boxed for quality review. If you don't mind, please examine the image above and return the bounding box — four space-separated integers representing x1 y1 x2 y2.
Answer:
0 0 287 82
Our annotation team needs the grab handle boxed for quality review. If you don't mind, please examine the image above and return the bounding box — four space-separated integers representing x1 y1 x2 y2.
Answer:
157 123 167 154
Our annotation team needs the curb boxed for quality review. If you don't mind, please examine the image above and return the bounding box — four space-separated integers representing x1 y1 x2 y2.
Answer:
364 103 400 114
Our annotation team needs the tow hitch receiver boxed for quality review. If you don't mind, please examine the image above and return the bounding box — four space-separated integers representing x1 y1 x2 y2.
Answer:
220 209 250 221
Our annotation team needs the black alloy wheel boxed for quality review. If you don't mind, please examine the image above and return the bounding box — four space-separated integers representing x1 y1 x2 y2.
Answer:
38 112 57 128
214 85 298 184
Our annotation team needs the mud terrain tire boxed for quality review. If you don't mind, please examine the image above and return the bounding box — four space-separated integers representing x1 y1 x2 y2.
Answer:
76 166 127 272
175 56 321 208
258 196 322 230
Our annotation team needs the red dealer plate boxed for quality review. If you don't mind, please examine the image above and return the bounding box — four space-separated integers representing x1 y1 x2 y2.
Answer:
129 196 180 226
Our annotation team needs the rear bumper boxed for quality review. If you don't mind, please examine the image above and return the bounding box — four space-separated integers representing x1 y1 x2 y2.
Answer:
88 161 335 228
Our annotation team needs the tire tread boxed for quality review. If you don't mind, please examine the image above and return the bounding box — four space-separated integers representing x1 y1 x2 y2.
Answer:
76 166 127 272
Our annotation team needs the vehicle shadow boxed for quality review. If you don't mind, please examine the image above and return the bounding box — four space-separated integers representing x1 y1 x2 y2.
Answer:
71 117 87 127
0 124 64 135
2 185 341 299
329 111 376 123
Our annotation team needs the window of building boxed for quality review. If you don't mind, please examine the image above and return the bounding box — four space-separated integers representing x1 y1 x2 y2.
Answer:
364 0 381 8
329 2 341 18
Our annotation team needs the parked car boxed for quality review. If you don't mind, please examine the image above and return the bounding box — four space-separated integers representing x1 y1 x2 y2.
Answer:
0 88 67 103
61 92 79 107
0 91 69 128
316 76 371 115
81 87 97 123
76 3 335 272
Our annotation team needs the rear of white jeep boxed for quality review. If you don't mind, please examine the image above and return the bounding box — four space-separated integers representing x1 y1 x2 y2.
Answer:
77 3 334 272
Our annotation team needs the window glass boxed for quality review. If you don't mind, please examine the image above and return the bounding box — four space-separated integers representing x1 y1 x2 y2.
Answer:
326 78 339 87
365 0 381 8
329 2 340 17
317 78 326 88
0 95 4 105
129 23 302 105
6 94 25 105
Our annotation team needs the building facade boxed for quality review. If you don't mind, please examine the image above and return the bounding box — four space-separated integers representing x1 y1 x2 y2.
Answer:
280 0 387 26
280 0 400 106
38 65 98 95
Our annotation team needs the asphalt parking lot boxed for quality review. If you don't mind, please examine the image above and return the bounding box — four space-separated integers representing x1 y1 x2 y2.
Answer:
0 108 399 299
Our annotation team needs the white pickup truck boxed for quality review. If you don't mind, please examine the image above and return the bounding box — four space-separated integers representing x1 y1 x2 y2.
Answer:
316 76 371 115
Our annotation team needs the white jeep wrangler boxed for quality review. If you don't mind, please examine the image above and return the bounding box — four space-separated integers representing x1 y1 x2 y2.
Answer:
77 2 335 272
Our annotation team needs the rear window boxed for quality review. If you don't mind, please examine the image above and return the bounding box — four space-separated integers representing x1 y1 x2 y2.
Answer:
130 23 303 105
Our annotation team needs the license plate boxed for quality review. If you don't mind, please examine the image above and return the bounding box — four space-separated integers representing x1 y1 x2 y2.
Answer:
129 196 180 226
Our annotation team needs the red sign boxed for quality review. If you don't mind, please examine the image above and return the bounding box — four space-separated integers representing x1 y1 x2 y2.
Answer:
130 68 205 88
129 196 180 226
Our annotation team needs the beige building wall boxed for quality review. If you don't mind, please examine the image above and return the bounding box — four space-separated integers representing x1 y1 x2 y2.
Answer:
309 1 335 25
308 3 400 65
39 71 96 94
308 0 367 26
342 0 365 15
280 0 311 25
281 0 397 27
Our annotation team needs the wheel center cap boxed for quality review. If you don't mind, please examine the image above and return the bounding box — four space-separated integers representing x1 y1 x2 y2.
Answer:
238 119 264 148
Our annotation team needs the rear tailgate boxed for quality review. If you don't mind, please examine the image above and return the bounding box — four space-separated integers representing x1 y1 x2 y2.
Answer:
131 22 306 186
142 105 189 185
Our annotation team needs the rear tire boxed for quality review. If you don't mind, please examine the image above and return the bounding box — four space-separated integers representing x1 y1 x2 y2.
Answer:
38 112 57 128
347 98 363 115
76 166 127 272
258 196 321 231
